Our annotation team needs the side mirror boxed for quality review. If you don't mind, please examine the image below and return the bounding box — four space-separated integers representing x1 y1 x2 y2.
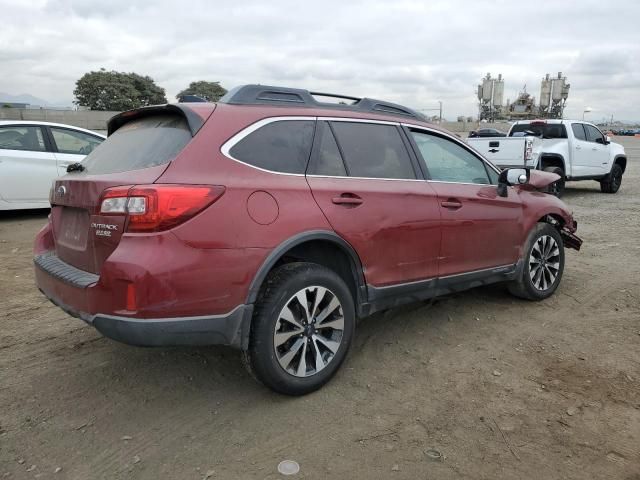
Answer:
497 168 529 197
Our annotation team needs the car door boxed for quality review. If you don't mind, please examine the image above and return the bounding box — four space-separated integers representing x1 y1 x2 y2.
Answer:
47 126 104 175
583 124 610 175
569 123 594 176
0 124 57 206
306 120 441 287
406 127 523 277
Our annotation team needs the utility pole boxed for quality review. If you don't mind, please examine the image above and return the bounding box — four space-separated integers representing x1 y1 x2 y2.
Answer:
419 102 443 124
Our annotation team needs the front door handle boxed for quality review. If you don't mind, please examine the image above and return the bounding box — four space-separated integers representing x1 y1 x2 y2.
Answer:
440 199 462 210
488 148 499 153
332 194 363 206
576 145 581 150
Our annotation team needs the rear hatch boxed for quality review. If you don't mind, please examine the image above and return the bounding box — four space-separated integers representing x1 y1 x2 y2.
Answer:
50 104 214 274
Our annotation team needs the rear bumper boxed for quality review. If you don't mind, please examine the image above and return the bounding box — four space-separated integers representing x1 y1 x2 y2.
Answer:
39 284 253 348
34 250 255 349
90 306 253 348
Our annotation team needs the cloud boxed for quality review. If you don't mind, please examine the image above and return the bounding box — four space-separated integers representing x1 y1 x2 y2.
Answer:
1 0 639 120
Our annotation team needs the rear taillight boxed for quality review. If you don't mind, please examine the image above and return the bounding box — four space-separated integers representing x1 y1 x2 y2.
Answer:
98 184 225 232
524 138 534 161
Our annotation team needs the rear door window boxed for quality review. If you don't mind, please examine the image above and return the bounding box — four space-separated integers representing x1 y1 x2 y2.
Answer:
0 125 46 152
330 122 416 179
81 114 192 174
571 123 587 141
50 127 103 155
229 120 315 174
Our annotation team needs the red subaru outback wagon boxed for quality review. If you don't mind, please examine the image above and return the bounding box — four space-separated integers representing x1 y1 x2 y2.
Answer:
35 85 582 395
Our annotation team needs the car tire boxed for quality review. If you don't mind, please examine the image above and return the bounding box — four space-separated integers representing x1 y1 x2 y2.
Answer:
246 262 355 395
508 223 565 301
543 166 565 197
600 163 623 193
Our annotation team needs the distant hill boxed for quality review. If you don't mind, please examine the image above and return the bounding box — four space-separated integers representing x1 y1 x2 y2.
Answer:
0 92 50 106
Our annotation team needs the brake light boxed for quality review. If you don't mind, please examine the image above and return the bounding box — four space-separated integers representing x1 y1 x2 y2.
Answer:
98 184 225 232
530 120 547 125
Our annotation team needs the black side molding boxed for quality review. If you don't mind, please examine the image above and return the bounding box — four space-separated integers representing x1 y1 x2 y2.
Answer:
363 263 521 315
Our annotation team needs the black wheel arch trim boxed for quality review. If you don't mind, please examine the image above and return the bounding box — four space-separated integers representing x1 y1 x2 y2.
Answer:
246 230 367 309
538 153 566 173
613 155 627 173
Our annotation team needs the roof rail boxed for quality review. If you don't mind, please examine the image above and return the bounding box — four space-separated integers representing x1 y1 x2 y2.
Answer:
218 84 426 121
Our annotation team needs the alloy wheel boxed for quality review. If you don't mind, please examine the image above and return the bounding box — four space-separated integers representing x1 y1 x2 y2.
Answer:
273 286 344 377
529 235 560 291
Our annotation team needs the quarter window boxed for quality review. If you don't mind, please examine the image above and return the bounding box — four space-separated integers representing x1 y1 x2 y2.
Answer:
0 126 46 152
410 130 492 184
229 120 315 174
330 122 416 179
51 128 103 155
571 123 587 141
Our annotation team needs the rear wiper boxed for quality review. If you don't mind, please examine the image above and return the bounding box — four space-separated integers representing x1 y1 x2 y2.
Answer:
66 163 85 173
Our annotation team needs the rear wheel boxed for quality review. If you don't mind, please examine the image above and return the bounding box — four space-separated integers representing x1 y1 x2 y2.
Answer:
508 223 565 301
246 262 355 395
600 163 623 193
543 166 565 197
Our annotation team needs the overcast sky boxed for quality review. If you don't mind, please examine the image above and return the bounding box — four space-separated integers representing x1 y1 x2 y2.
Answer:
1 0 639 120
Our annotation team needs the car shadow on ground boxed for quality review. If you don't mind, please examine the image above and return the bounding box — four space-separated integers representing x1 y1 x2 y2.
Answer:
62 282 515 403
561 183 605 199
0 208 49 221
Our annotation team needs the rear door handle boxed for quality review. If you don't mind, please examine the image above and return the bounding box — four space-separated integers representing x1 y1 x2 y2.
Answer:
488 148 499 153
332 194 363 206
440 199 462 210
576 145 581 150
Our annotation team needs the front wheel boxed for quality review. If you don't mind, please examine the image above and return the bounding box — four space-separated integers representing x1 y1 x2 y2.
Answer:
508 223 565 301
246 262 355 395
600 163 623 193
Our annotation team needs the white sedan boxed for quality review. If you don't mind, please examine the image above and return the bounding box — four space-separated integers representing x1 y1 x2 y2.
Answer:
0 121 105 210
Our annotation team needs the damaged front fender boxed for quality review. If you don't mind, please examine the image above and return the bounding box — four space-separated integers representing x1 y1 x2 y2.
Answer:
560 228 582 251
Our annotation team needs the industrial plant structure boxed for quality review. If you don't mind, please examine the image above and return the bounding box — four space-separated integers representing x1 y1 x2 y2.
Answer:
477 72 570 121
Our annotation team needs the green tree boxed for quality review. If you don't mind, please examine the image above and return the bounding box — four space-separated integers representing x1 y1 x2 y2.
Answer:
176 81 227 102
73 68 167 111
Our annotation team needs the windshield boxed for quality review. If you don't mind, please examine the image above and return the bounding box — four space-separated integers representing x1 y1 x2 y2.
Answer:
80 114 192 174
509 123 567 139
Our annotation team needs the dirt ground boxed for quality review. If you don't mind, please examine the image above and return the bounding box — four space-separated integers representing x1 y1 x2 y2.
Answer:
1 138 639 480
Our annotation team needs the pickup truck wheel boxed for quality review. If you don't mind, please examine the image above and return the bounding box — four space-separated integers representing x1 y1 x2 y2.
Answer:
543 166 565 197
600 164 623 193
508 223 565 301
246 262 355 395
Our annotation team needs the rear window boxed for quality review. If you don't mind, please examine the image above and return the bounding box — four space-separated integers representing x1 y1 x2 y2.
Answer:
81 114 191 174
509 123 567 139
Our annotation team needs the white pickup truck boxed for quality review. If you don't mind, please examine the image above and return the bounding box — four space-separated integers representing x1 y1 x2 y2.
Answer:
467 119 627 196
